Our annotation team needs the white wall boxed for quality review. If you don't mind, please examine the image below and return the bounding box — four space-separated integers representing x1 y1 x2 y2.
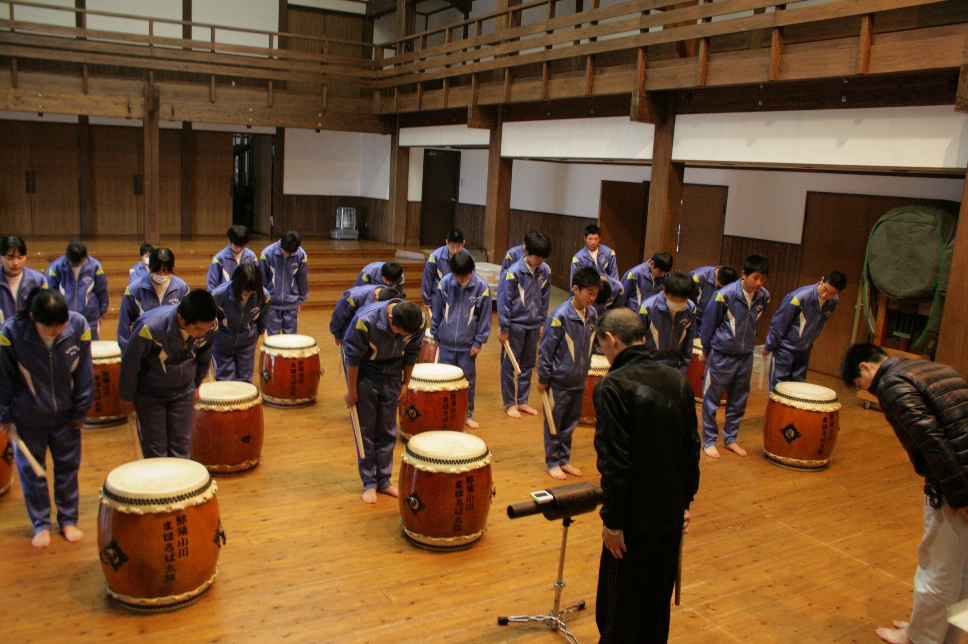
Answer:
510 161 650 218
360 133 392 200
285 129 362 195
86 0 182 40
459 149 489 206
290 0 366 16
400 125 490 148
192 0 277 50
502 117 655 160
1 0 74 26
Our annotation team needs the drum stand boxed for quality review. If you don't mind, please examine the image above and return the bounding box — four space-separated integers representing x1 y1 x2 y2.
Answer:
497 517 587 644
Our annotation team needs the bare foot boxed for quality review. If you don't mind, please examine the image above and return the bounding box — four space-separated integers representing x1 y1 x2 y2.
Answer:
875 625 910 644
465 418 480 429
518 405 539 416
548 466 567 480
61 525 84 543
506 406 522 419
361 488 377 504
31 530 51 548
704 446 721 459
724 443 747 457
892 622 910 630
561 464 583 476
378 485 399 498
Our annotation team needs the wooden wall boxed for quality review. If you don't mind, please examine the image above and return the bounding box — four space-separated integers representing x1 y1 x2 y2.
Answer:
287 6 366 97
277 195 389 240
192 131 233 236
455 202 486 251
507 208 596 290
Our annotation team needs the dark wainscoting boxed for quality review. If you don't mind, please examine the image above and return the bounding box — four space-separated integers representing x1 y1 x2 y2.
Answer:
508 209 596 291
455 202 486 249
277 195 388 241
720 235 803 345
406 201 421 246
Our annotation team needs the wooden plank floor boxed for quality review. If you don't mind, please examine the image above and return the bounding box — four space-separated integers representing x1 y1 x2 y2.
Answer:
0 242 938 642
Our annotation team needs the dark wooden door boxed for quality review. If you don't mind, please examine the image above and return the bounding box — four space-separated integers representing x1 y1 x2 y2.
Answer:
598 180 648 274
420 149 460 247
91 125 143 236
676 184 728 276
27 122 79 237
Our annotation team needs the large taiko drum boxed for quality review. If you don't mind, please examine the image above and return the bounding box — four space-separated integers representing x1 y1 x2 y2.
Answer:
97 458 224 611
0 432 13 497
579 354 610 426
685 339 726 405
87 341 132 426
417 328 438 363
763 382 841 471
398 431 493 551
398 363 469 440
191 382 264 474
259 334 322 407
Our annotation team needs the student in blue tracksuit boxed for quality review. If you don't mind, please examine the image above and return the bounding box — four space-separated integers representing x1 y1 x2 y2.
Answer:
47 238 109 340
0 235 48 324
638 270 697 372
501 231 535 278
207 225 258 291
211 263 270 383
623 251 673 313
259 230 309 335
120 291 218 459
688 265 738 333
593 275 627 317
498 232 552 418
330 285 399 346
699 254 770 459
116 248 190 352
763 271 846 390
430 252 491 429
0 288 93 548
421 228 465 308
129 243 154 284
355 261 406 299
342 300 423 504
538 267 600 480
570 224 619 285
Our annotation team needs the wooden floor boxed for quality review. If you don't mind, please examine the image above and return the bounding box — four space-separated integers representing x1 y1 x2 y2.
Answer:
0 238 943 643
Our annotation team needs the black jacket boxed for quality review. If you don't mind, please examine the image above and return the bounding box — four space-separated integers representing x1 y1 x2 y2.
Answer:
593 344 701 534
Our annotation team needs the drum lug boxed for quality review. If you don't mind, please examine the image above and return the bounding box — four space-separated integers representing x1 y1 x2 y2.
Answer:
99 539 130 571
214 519 227 547
491 485 496 500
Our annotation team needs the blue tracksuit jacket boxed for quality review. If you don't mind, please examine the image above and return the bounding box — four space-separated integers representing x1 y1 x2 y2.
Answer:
0 267 47 324
538 298 597 391
259 241 309 309
330 284 383 344
764 283 838 355
501 244 525 276
497 258 551 334
116 274 190 352
570 244 619 284
207 245 258 291
638 292 697 371
689 266 722 330
421 246 456 307
342 299 423 377
700 280 770 356
355 261 406 299
430 273 491 351
623 262 664 313
129 260 149 284
46 255 109 330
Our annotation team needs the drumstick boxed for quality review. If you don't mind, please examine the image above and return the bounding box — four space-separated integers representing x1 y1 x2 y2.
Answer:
541 389 557 436
759 352 771 391
504 342 522 376
9 425 46 478
348 405 366 460
128 412 144 461
675 534 684 606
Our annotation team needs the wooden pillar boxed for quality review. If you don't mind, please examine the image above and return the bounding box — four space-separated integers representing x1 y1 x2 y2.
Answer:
935 171 968 376
143 84 160 245
388 123 409 245
180 121 194 237
644 93 683 263
77 114 93 236
483 107 511 262
272 126 285 236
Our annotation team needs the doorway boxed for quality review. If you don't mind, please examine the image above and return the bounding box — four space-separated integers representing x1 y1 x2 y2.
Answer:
232 133 254 232
420 149 461 247
598 180 648 274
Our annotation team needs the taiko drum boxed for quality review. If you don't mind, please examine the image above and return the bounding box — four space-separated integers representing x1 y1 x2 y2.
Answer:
190 381 264 474
259 334 322 407
579 355 610 426
97 458 224 611
763 381 841 471
398 431 493 551
0 432 13 497
398 363 469 440
417 328 439 363
685 338 726 405
87 341 132 426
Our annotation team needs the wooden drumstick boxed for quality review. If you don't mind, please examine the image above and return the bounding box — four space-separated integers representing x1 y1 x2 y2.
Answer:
128 412 144 461
759 352 771 391
349 405 366 460
675 534 684 606
541 389 557 436
9 425 46 478
504 342 522 376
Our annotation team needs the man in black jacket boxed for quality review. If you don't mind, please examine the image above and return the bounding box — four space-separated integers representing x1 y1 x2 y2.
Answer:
842 343 968 644
593 308 701 643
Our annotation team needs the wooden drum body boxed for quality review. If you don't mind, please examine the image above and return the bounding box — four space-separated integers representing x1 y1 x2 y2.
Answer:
417 328 438 363
579 355 610 426
398 363 469 440
686 339 726 405
259 334 322 407
191 382 264 474
87 341 132 426
97 458 224 611
398 431 493 551
763 382 841 471
0 432 13 497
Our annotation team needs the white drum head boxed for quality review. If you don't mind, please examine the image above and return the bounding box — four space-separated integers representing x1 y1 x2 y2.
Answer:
263 334 316 350
91 340 122 362
198 381 260 407
773 381 838 404
404 431 490 472
103 458 211 501
589 354 610 376
409 363 468 392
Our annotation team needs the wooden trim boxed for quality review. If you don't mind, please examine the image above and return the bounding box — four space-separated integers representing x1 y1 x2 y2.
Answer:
77 114 92 236
769 28 782 81
857 14 873 74
585 55 594 95
936 167 968 375
697 37 709 86
180 121 194 237
143 85 160 245
957 64 968 114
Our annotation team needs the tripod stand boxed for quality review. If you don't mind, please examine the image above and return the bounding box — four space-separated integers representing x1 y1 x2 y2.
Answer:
497 516 587 643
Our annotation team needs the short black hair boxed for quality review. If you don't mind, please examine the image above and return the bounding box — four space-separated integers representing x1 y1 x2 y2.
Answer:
376 287 399 302
390 301 423 334
524 232 551 259
177 289 218 325
717 266 738 286
573 266 601 291
584 224 601 237
840 343 888 386
1 235 27 256
149 247 175 274
231 263 264 302
281 230 301 254
450 251 475 277
744 254 769 276
19 287 68 326
596 308 645 345
663 270 694 298
66 239 88 265
446 229 465 244
228 225 251 247
139 243 154 256
381 262 403 283
595 277 613 306
825 271 848 292
651 251 673 273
